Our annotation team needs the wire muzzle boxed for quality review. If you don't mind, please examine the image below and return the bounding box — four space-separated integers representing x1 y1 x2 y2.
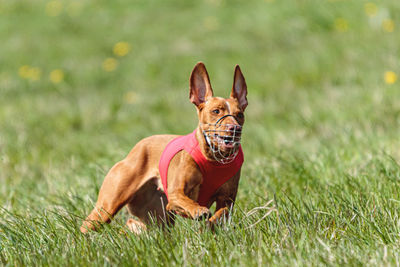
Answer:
200 115 242 164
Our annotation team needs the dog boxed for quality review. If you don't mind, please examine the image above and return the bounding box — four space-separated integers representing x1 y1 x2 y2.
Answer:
80 62 248 234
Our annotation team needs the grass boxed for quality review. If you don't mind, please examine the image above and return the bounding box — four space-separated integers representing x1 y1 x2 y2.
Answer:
1 0 400 265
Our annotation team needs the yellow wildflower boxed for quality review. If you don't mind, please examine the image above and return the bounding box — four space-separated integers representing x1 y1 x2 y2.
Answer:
113 42 131 57
45 0 63 17
49 69 64 83
384 71 397 85
364 3 378 17
102 58 118 72
124 91 138 104
382 19 395 32
334 18 348 32
18 65 31 79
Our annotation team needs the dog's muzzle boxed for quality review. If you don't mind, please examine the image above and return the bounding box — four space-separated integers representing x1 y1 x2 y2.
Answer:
200 115 242 164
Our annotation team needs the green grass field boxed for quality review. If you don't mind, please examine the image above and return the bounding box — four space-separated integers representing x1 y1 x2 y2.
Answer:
1 0 400 265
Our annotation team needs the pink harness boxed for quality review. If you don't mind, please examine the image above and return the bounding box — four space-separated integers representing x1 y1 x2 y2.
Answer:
159 129 244 206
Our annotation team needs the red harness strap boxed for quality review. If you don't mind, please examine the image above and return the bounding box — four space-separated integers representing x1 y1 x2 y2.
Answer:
159 129 244 207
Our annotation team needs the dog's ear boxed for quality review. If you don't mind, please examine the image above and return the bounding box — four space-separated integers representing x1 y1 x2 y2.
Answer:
190 62 213 107
230 65 248 111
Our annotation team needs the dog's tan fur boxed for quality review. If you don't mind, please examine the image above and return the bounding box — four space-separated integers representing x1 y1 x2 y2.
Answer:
80 62 248 233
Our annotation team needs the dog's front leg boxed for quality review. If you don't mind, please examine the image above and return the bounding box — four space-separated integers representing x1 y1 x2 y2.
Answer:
165 153 211 219
208 171 241 226
167 191 211 219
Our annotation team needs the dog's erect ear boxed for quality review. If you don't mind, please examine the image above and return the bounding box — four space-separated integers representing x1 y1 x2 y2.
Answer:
230 65 248 111
190 62 214 107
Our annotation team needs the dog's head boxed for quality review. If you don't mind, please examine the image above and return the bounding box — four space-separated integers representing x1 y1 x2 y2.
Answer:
189 62 248 164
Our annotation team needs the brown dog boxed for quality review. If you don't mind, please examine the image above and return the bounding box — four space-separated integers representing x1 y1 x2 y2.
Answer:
80 62 248 234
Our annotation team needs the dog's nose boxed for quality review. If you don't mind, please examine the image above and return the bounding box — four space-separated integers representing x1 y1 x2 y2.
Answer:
228 124 241 132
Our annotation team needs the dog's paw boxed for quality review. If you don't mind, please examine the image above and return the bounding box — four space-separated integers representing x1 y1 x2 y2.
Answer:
80 226 89 234
126 218 147 235
208 207 229 224
192 206 211 220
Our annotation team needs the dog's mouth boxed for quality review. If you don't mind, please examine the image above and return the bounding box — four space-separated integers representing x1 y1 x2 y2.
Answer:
215 134 240 149
200 123 242 164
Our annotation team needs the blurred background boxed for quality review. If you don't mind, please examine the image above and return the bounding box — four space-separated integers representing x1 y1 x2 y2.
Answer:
1 0 400 223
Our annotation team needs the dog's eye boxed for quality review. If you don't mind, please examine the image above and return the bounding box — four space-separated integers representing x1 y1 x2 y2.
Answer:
212 109 220 114
237 112 244 119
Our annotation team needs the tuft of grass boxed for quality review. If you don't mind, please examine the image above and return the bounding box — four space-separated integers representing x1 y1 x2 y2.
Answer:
1 0 400 265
